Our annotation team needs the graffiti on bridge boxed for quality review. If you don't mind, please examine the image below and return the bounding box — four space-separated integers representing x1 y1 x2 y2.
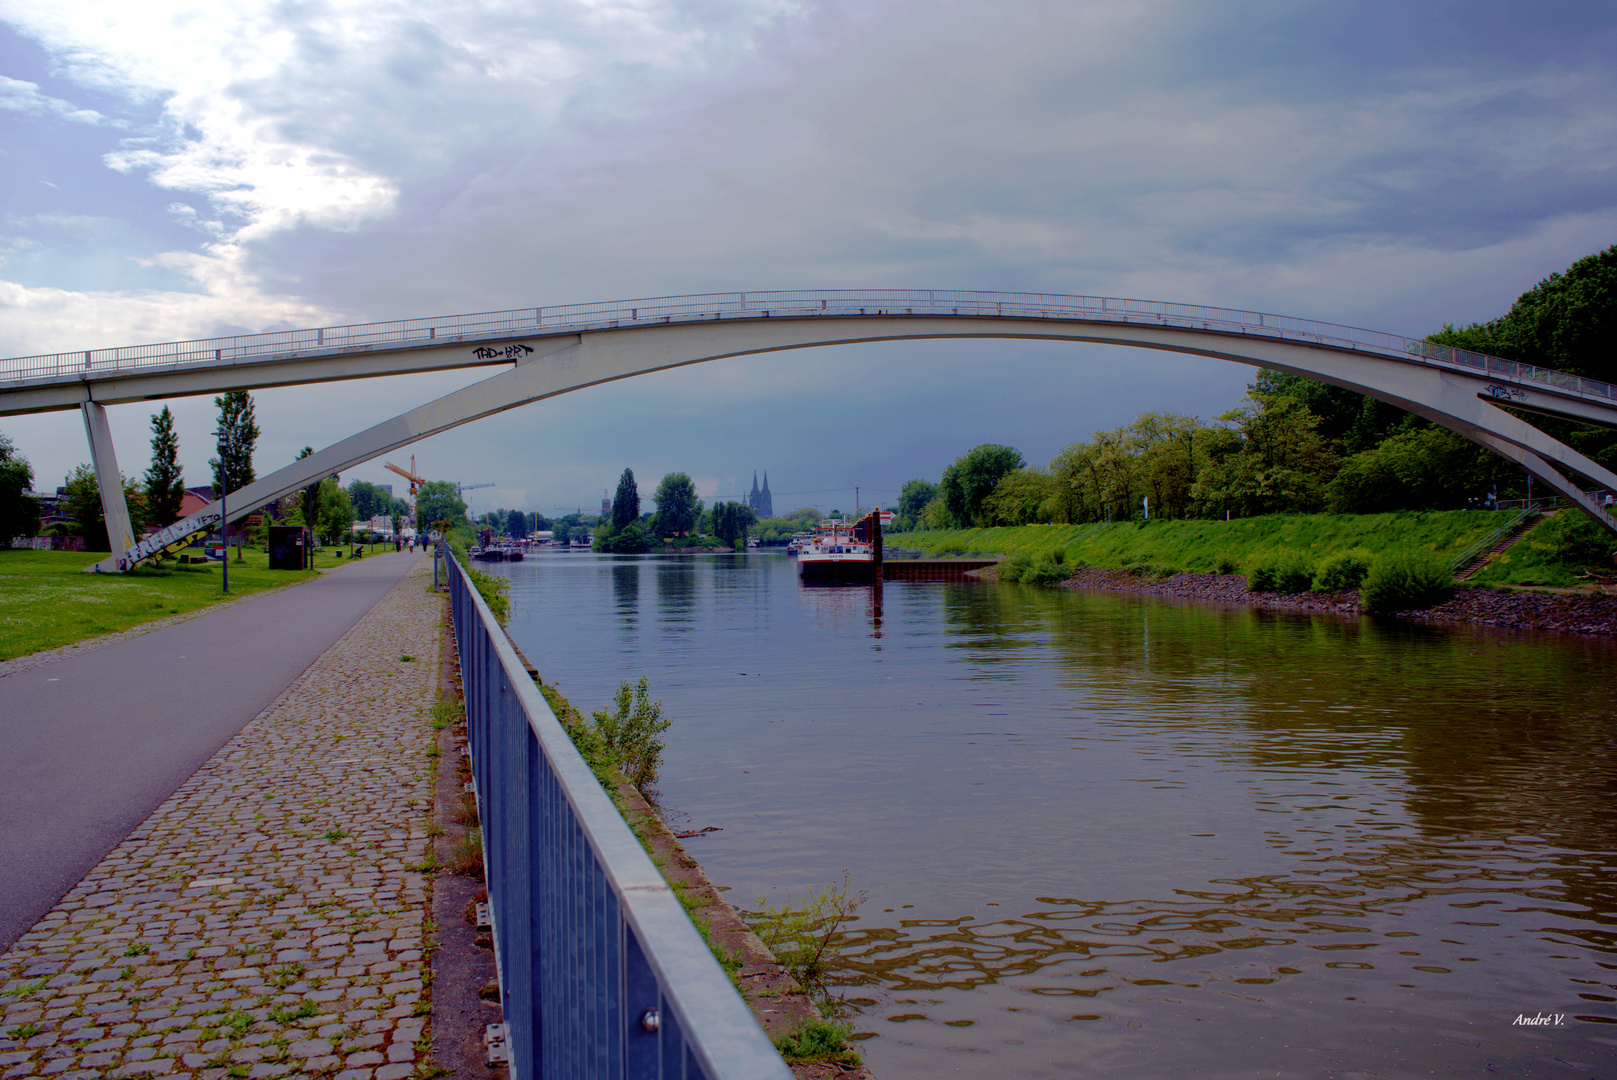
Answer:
472 344 535 361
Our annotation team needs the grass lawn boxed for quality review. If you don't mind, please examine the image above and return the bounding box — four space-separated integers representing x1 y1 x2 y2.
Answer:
886 510 1614 588
0 544 383 661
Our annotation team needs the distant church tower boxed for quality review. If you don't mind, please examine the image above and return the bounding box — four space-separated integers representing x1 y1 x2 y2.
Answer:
748 471 773 519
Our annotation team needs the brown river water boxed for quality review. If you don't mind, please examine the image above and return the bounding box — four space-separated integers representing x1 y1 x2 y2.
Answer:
494 551 1617 1079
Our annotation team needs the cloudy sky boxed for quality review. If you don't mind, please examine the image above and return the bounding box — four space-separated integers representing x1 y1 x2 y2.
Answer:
2 0 1615 517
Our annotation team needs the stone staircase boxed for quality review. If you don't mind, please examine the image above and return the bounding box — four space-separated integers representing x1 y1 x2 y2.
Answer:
1453 509 1558 581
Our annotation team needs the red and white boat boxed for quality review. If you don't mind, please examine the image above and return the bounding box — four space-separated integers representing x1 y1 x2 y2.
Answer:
796 519 878 581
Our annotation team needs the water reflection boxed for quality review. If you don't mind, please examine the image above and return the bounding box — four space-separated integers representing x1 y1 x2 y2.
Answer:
655 560 697 625
797 579 884 645
610 561 639 630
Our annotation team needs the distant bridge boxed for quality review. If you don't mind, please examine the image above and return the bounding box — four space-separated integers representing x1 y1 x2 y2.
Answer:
2 289 1614 571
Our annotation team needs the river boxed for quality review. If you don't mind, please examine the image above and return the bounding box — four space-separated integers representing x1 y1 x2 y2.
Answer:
491 550 1617 1078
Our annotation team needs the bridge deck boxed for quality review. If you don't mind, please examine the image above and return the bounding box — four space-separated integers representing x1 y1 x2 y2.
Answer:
4 290 1614 415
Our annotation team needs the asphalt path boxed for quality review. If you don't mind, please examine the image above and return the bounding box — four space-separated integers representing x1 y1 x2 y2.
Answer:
0 549 428 951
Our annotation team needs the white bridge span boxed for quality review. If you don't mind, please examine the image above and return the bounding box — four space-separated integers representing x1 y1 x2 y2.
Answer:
2 289 1613 572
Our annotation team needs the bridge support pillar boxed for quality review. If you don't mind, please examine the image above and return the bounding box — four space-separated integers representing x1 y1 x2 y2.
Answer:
1471 431 1617 533
81 401 136 570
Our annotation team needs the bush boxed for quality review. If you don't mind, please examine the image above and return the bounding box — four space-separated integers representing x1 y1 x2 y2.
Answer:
1024 549 1072 584
997 552 1033 582
598 521 651 553
1538 511 1617 565
999 549 1071 585
1214 552 1239 575
464 564 510 624
1360 550 1453 612
1246 550 1313 593
590 676 670 791
1312 548 1374 593
748 871 866 990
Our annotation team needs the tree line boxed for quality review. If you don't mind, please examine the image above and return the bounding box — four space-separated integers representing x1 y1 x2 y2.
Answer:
894 245 1617 530
589 468 822 552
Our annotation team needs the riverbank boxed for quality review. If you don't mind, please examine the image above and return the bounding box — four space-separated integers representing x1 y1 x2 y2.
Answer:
887 510 1616 590
987 564 1617 636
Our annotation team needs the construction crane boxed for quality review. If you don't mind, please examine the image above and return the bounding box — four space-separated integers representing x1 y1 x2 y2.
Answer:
383 456 426 516
457 482 495 498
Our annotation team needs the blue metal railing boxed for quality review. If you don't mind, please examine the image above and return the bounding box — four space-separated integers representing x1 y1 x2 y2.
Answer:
444 548 791 1080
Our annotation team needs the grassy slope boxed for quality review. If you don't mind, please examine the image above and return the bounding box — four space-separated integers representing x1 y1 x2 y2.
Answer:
886 511 1513 577
0 546 368 660
1465 515 1612 588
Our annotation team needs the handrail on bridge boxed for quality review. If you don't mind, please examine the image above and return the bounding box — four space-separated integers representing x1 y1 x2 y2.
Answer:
4 288 1614 408
1447 506 1538 574
443 545 790 1080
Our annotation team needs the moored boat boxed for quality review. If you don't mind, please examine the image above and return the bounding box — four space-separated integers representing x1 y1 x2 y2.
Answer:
796 518 878 581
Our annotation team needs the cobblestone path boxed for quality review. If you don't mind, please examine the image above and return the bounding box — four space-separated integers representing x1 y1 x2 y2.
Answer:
0 560 443 1080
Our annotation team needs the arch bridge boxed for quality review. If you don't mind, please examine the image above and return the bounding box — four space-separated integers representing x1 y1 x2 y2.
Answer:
2 289 1614 572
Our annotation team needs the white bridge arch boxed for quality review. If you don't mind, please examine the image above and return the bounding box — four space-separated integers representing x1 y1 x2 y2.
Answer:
1 290 1613 571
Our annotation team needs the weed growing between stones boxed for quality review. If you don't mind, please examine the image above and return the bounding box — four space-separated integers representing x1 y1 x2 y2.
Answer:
450 829 484 879
772 1018 862 1067
430 695 460 731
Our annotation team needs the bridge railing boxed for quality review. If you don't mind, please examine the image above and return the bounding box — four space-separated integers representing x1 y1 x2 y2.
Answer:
444 547 790 1080
4 289 1614 408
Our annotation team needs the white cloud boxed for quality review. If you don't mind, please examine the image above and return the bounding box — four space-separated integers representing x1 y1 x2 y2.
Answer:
0 0 810 349
0 73 111 125
0 245 333 358
2 0 807 244
3 0 1616 511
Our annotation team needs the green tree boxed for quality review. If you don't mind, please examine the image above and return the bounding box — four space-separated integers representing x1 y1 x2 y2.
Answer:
63 464 144 552
416 481 467 534
612 468 641 532
599 519 649 553
0 435 38 540
1190 394 1338 516
507 507 528 538
1252 370 1407 454
317 478 354 543
1326 424 1495 513
919 495 950 530
294 447 321 565
391 512 403 539
1430 245 1617 478
982 467 1059 525
939 444 1024 527
143 407 184 525
346 480 397 521
710 501 757 548
896 479 938 531
209 391 258 496
1129 412 1204 520
1431 243 1617 382
652 472 700 536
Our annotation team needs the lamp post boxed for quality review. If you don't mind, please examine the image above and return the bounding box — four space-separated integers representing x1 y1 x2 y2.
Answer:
214 429 229 595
